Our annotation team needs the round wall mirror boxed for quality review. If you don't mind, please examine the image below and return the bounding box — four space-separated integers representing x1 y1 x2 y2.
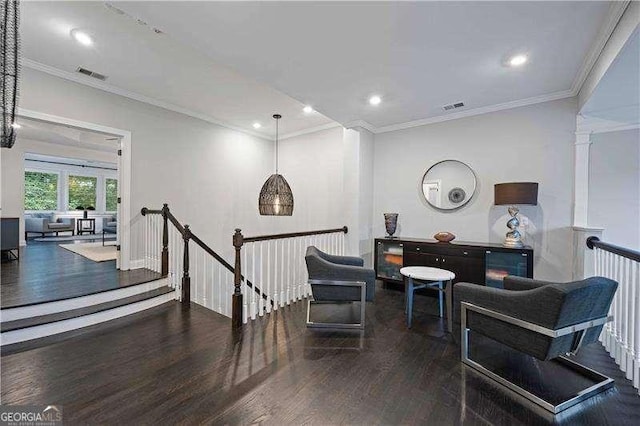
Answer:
421 160 477 210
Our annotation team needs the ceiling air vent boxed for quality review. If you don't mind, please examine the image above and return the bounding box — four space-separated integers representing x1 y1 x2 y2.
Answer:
76 67 107 81
443 102 465 111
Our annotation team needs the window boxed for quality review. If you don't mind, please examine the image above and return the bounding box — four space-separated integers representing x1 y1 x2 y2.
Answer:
105 178 118 211
68 175 97 210
24 171 59 210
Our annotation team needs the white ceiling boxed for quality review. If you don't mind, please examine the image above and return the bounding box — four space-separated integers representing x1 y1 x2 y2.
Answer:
20 1 335 139
17 117 119 153
22 1 619 136
116 1 616 131
581 26 640 125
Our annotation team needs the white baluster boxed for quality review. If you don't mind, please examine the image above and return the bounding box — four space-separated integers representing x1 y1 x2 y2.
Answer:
622 257 630 373
259 242 265 316
282 238 286 306
299 237 302 298
631 262 640 389
286 238 291 305
267 240 272 313
251 243 256 316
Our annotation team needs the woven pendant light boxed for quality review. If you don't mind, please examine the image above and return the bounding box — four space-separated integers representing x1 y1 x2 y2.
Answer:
258 114 294 216
1 0 20 148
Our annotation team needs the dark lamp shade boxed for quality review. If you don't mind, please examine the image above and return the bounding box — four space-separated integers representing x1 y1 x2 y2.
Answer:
494 182 538 206
258 174 294 216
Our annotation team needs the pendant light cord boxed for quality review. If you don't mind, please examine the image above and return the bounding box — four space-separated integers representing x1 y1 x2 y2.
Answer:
275 116 279 174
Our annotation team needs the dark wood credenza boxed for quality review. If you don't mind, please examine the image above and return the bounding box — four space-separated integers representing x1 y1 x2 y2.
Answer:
374 237 533 288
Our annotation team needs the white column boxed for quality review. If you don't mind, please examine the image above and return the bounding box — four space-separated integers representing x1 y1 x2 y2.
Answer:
573 131 592 227
572 130 604 279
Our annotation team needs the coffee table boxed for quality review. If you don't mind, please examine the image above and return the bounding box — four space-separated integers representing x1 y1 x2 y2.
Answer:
400 266 455 332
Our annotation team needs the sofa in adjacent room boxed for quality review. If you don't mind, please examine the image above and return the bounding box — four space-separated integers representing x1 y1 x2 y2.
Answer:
24 213 75 239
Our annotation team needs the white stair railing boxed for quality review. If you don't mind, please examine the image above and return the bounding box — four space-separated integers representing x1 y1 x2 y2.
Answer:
232 227 348 326
588 236 640 393
141 205 238 317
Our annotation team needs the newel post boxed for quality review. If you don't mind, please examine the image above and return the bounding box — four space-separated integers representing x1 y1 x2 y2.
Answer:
232 228 244 328
182 225 191 306
161 204 169 277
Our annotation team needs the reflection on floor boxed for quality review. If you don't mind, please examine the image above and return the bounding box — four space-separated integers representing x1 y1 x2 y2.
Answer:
2 283 638 424
1 240 161 308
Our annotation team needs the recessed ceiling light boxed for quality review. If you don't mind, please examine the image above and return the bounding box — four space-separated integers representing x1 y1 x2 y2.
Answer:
70 29 93 46
509 54 528 67
11 122 21 129
303 106 314 114
369 95 382 106
252 122 262 129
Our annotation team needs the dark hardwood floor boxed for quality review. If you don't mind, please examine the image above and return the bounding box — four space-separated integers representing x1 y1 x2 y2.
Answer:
1 240 161 308
1 284 639 425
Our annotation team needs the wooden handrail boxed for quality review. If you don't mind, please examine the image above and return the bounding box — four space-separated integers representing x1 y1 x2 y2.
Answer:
244 226 348 243
231 225 348 328
587 236 640 263
141 205 271 310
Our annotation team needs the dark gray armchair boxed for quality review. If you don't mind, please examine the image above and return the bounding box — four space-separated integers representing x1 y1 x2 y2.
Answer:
454 276 617 414
305 246 375 329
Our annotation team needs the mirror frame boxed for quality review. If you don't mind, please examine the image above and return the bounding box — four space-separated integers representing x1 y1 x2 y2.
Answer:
421 159 477 211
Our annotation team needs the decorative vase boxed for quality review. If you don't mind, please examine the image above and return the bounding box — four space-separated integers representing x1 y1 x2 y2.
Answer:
434 232 456 243
83 210 88 219
384 213 398 238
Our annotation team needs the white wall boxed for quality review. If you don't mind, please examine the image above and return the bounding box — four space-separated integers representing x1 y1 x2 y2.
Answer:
372 98 578 281
15 68 347 264
589 128 640 249
1 137 118 243
278 127 345 233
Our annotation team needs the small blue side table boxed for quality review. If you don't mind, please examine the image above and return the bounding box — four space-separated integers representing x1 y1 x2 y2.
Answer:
400 266 455 332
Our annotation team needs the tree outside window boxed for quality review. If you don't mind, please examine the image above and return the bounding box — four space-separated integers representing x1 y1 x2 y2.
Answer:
68 175 97 210
106 178 118 211
24 171 59 210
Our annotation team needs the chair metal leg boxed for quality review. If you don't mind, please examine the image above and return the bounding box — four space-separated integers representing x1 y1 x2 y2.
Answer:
460 303 614 414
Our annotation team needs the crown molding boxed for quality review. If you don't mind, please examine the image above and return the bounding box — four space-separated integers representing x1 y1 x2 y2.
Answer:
570 1 631 95
373 89 574 134
343 120 377 133
577 114 640 135
571 0 631 95
279 122 342 140
22 58 273 141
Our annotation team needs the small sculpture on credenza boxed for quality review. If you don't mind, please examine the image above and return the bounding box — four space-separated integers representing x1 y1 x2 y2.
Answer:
384 213 398 238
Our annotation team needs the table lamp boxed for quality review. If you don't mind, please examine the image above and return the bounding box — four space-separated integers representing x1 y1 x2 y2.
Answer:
494 182 538 248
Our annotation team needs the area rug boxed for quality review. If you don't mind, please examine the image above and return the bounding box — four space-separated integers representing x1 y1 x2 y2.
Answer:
59 242 118 262
35 234 116 242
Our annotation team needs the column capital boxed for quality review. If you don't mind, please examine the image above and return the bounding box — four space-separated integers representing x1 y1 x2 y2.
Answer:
574 132 592 145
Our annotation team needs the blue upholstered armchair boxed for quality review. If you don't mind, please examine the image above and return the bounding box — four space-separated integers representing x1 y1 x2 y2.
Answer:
102 215 117 245
454 275 617 414
305 246 375 329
